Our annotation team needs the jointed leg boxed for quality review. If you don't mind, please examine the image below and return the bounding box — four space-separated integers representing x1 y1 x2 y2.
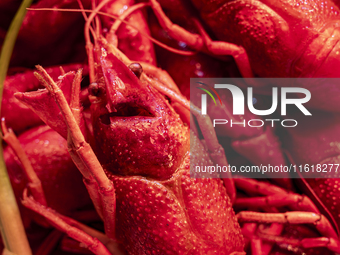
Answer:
234 178 288 196
257 223 284 255
237 211 338 240
149 0 254 78
66 69 105 220
1 119 47 206
241 208 285 255
235 178 340 254
257 233 340 253
239 210 340 253
22 191 111 255
34 65 116 240
235 193 319 213
234 178 319 213
250 238 264 255
192 19 253 78
59 214 122 254
149 0 203 49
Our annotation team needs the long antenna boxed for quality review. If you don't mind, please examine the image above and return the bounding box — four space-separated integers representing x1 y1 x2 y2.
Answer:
27 8 197 57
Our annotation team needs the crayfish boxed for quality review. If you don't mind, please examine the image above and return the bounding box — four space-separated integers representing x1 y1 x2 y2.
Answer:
2 0 244 254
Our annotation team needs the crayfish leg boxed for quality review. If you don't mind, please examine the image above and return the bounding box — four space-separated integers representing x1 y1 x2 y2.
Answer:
21 192 112 255
1 119 47 207
192 18 254 78
234 178 317 212
149 0 203 50
149 0 254 78
34 65 117 240
235 193 319 213
257 234 340 254
237 211 340 253
237 211 338 239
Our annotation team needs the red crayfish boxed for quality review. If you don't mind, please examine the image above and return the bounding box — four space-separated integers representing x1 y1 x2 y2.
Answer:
145 0 340 253
2 0 244 254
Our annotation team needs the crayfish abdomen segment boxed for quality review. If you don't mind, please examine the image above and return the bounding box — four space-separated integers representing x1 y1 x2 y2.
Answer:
191 0 340 77
109 157 244 254
197 0 298 77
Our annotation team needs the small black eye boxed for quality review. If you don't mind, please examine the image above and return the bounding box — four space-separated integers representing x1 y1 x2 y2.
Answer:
89 83 102 97
129 63 143 79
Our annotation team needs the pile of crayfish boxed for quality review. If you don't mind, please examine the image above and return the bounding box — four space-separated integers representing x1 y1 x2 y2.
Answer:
1 0 340 254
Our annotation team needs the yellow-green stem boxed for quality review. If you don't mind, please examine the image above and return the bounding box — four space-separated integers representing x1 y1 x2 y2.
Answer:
0 0 33 254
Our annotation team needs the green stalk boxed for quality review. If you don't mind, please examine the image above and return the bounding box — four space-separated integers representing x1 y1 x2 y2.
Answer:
0 0 33 254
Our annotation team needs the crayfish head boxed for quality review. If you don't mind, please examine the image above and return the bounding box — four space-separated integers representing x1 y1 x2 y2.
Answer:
89 45 189 180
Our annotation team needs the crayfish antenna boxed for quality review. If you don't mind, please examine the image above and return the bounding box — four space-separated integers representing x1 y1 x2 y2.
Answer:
76 0 96 39
26 6 196 57
91 0 100 36
83 0 107 83
107 2 150 47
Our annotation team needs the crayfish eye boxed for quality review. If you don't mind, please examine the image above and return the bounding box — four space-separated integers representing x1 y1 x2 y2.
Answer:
128 63 143 79
88 82 104 97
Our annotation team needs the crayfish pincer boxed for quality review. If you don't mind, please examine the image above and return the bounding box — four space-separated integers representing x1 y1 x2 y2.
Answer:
15 17 245 254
